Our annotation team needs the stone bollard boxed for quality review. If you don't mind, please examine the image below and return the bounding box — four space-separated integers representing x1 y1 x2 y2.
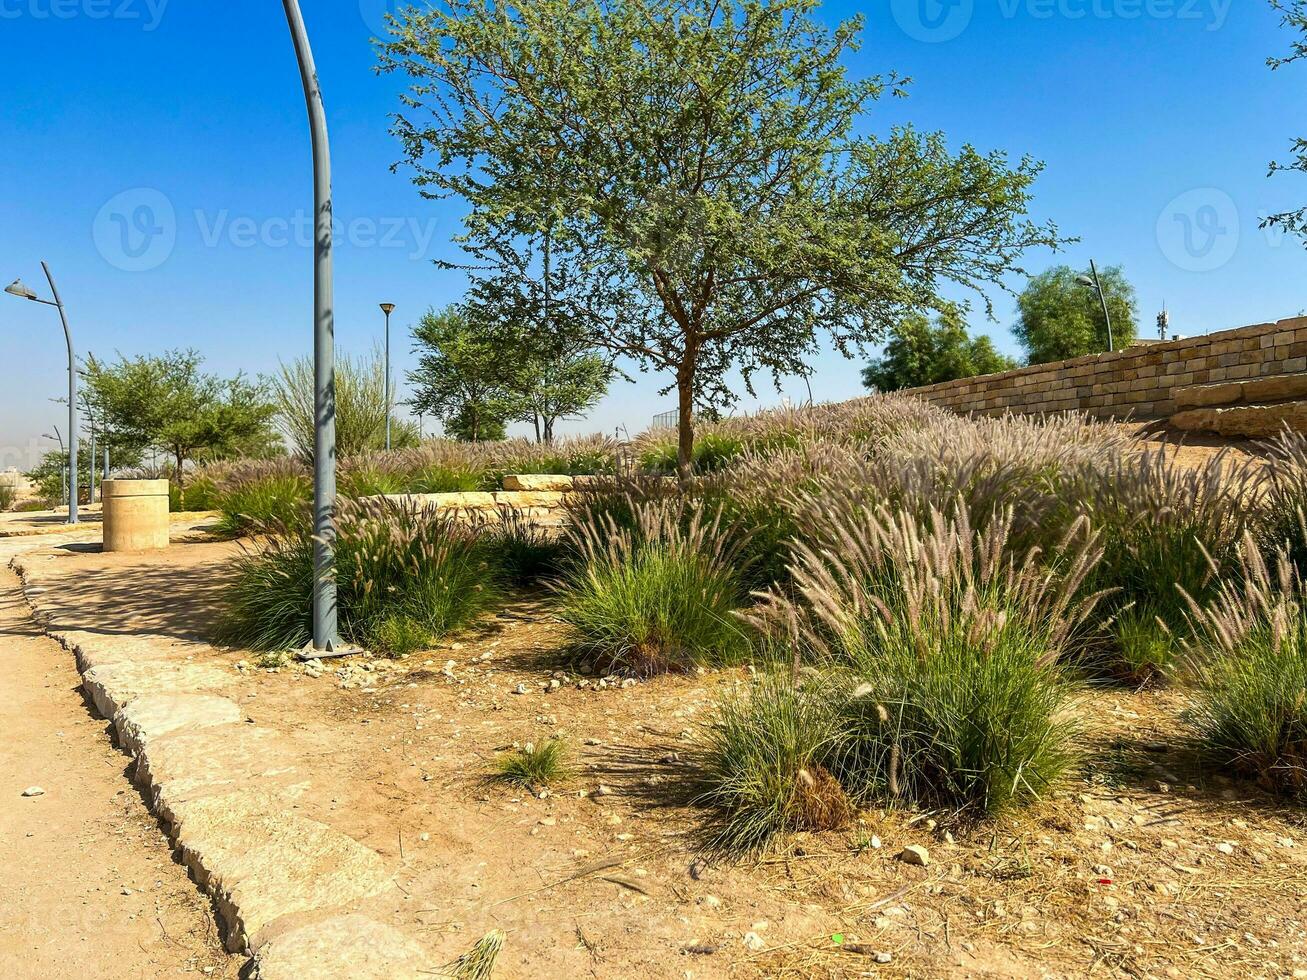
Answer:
102 479 170 553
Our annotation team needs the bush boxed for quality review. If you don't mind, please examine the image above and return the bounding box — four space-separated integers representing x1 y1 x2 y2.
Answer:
693 671 852 854
492 739 571 790
0 483 15 512
1184 536 1307 799
218 498 499 655
555 498 754 675
209 460 312 536
1075 448 1252 681
483 507 565 586
721 505 1099 836
1258 429 1307 573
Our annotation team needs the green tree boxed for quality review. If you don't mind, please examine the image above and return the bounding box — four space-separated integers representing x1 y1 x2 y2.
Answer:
85 350 278 501
272 348 419 461
408 308 515 442
1266 1 1307 242
863 310 1018 392
378 0 1062 481
1014 265 1138 365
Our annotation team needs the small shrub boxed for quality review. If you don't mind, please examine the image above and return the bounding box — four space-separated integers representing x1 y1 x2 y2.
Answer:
1112 607 1174 684
1258 428 1307 573
1075 448 1252 682
639 431 745 476
1184 536 1307 799
751 504 1100 818
483 507 564 586
218 499 499 653
693 671 852 854
0 483 16 512
555 498 753 675
492 739 570 790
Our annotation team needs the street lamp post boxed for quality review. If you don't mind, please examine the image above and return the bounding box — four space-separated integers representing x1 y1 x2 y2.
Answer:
1077 260 1115 354
380 303 396 451
7 263 78 524
283 0 340 653
43 429 66 509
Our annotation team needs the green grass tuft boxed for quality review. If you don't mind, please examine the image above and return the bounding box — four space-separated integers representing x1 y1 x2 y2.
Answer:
492 740 570 790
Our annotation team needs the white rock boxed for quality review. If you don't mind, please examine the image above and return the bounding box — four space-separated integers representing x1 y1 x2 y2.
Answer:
743 932 766 952
1216 842 1235 856
21 786 45 798
899 844 930 867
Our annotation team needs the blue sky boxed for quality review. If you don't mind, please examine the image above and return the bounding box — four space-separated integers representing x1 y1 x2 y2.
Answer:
0 0 1303 467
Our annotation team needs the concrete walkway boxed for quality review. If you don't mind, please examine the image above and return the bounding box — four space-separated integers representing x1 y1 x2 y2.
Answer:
0 530 235 979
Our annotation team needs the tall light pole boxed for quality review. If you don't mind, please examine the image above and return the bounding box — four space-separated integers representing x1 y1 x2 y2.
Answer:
7 264 78 524
1077 260 1115 354
283 0 339 652
380 303 396 451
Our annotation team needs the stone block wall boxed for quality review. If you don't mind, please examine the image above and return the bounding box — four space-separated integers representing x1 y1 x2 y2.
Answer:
899 315 1307 421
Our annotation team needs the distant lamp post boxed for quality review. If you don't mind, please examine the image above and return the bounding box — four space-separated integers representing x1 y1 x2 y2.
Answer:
1076 260 1115 354
42 428 67 510
7 264 78 524
283 0 339 652
380 302 396 451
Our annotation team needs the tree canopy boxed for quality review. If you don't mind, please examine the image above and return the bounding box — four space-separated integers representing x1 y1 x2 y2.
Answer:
408 308 515 442
862 310 1017 392
1014 265 1138 366
1265 1 1307 244
378 0 1062 479
84 350 278 497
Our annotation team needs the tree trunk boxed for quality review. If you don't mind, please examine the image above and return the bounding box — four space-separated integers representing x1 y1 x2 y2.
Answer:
543 416 555 446
675 361 696 488
174 448 186 511
533 414 542 444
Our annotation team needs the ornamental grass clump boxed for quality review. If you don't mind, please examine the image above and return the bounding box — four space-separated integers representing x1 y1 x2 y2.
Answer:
218 498 498 655
1074 448 1252 682
1184 534 1307 799
492 739 571 790
209 458 312 536
692 670 852 854
1257 428 1307 573
696 503 1101 851
484 506 565 585
555 498 754 676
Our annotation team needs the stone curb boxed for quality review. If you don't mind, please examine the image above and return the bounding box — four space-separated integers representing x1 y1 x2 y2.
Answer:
8 552 439 978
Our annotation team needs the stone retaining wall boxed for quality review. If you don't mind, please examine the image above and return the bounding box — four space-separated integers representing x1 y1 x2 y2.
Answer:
375 473 611 527
899 315 1307 421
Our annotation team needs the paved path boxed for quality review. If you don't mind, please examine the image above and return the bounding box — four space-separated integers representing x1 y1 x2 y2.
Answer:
0 530 235 979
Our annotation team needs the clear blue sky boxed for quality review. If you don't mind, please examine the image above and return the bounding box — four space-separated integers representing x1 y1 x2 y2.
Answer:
0 0 1302 467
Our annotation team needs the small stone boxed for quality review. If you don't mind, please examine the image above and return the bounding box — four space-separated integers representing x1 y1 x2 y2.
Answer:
899 844 930 867
1216 842 1235 856
21 787 44 798
121 886 133 896
743 932 766 952
699 895 721 908
874 952 893 964
538 818 556 827
513 683 529 695
595 785 612 797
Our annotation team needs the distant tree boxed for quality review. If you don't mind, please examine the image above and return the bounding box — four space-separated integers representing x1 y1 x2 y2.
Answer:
272 349 418 461
378 0 1063 481
510 348 611 444
408 308 515 443
1265 1 1307 243
85 350 277 502
444 405 508 443
1014 265 1138 365
863 310 1018 392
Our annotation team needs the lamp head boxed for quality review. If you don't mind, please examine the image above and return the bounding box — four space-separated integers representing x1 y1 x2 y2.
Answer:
1075 275 1096 289
380 303 396 315
4 279 37 302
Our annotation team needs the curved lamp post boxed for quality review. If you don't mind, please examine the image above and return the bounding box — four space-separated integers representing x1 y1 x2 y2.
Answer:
1077 260 1116 354
7 264 78 524
283 0 339 652
380 303 395 451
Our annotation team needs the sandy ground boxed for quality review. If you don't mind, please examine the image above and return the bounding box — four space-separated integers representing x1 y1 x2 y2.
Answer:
0 557 237 979
11 528 1307 979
